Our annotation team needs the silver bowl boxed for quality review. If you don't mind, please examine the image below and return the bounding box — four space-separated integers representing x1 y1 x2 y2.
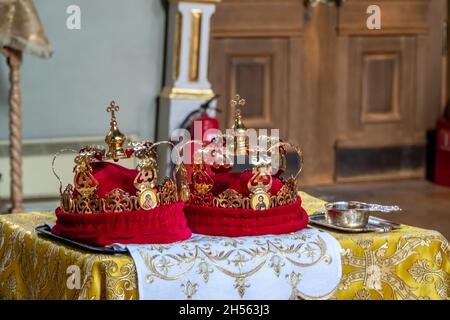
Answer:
324 201 401 229
324 201 372 228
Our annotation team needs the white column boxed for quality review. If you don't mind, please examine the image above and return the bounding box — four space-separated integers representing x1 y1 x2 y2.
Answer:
158 0 219 171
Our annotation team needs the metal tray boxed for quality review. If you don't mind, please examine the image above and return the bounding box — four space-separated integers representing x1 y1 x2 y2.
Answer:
309 211 402 233
36 224 128 254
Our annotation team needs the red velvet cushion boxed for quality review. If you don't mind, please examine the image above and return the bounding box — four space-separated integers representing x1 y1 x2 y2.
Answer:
185 197 309 237
52 202 192 246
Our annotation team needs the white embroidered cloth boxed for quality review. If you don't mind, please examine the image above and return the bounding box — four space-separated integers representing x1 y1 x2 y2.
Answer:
127 228 342 300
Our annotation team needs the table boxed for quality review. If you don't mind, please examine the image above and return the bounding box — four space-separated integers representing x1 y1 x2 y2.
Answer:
0 193 449 300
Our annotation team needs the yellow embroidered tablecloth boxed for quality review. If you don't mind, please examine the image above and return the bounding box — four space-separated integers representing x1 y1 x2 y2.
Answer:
0 192 449 300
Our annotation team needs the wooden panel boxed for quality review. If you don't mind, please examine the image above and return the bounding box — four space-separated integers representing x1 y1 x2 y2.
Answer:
211 0 303 37
338 36 418 148
338 0 429 35
209 38 289 133
234 61 265 118
361 53 400 122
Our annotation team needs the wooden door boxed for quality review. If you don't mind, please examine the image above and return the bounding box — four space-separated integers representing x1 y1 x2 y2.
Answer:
209 0 447 186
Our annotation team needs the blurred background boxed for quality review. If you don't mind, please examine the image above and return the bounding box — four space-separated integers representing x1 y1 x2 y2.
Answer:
0 0 449 236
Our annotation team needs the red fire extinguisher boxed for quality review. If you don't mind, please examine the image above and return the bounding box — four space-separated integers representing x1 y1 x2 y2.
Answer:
179 95 220 180
180 95 220 142
435 103 450 187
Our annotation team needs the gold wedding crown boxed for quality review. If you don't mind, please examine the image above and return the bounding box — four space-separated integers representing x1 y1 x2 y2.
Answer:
53 101 189 214
180 94 304 210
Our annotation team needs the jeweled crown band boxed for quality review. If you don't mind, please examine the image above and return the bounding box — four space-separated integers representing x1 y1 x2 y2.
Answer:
60 178 178 213
189 176 298 210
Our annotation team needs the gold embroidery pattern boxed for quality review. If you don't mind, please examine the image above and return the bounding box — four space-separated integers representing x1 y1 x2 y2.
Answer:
337 233 450 300
408 252 449 299
138 233 330 298
269 255 285 277
181 280 198 299
102 261 137 300
0 213 137 300
353 288 372 300
234 278 250 298
197 261 214 283
286 271 302 300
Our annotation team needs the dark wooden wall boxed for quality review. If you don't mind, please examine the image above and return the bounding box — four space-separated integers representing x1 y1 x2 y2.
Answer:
209 0 447 185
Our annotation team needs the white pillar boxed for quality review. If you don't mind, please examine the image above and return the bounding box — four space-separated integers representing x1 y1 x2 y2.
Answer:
158 0 219 171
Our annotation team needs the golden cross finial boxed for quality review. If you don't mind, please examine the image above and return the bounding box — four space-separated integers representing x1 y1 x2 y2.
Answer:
106 101 119 123
231 94 246 112
231 94 247 132
104 100 126 161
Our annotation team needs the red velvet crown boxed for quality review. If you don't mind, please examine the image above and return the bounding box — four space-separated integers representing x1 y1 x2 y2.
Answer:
181 94 309 237
51 101 191 246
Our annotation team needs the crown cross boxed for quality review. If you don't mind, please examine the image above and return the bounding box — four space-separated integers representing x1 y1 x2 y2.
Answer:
106 101 120 123
105 100 126 162
231 94 247 132
231 94 246 114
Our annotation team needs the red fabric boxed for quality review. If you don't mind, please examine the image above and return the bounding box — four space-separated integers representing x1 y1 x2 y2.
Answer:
211 171 284 196
52 202 192 246
71 162 139 198
185 197 309 237
91 162 138 197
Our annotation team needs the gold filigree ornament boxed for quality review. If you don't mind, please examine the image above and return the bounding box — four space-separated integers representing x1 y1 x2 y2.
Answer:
248 165 272 210
214 189 246 209
52 102 188 213
133 146 159 210
192 163 214 196
175 162 191 202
